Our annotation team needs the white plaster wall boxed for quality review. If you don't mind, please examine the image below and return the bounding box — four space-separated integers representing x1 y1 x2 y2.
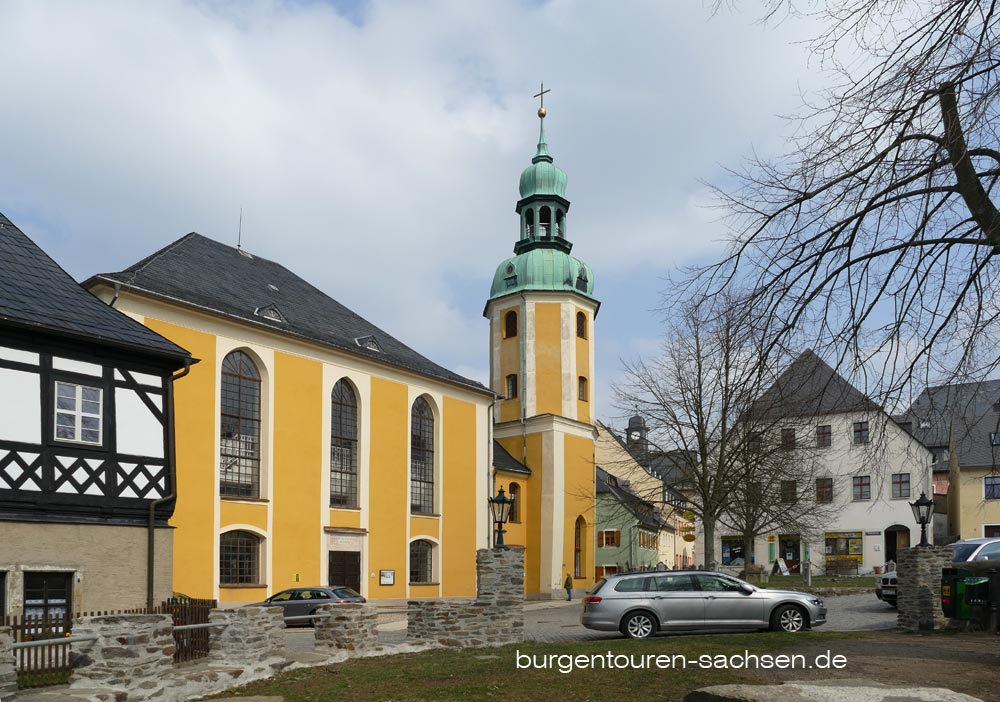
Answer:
0 367 41 444
115 388 164 458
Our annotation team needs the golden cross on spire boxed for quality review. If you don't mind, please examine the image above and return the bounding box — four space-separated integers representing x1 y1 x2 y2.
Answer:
533 82 551 118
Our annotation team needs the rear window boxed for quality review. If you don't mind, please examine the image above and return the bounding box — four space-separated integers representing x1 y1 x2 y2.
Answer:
588 579 607 595
333 588 361 598
613 577 648 593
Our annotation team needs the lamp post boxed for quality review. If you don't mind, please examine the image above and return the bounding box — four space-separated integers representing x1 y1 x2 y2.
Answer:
910 491 935 548
488 485 515 550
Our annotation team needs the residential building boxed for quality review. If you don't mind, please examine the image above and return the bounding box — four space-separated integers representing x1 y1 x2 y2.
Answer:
701 350 933 574
85 233 493 603
0 212 192 616
485 109 598 598
594 467 663 576
900 380 1000 540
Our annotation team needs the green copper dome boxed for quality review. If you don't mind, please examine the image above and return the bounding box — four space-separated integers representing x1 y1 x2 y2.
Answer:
518 120 567 199
489 248 595 301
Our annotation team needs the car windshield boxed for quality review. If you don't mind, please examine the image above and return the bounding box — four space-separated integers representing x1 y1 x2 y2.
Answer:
952 543 979 561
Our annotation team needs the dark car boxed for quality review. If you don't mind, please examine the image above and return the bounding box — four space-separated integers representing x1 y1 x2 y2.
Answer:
876 537 1000 606
248 586 366 624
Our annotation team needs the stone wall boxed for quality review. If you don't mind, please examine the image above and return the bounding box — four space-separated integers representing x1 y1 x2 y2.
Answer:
897 546 953 631
408 547 525 647
208 605 287 665
69 614 175 700
0 626 17 700
314 603 379 654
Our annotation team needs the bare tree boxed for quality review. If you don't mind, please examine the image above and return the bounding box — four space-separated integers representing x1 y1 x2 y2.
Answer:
614 295 793 567
696 0 1000 406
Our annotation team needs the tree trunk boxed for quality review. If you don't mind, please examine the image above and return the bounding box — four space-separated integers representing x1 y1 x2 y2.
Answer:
743 533 756 572
702 518 716 570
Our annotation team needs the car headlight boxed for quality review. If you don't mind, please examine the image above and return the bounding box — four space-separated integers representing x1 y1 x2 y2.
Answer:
810 598 824 606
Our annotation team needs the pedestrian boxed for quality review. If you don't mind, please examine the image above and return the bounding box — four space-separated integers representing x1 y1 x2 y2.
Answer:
564 573 573 601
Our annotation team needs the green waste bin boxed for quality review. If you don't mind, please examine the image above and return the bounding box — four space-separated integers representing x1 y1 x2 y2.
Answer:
942 567 974 619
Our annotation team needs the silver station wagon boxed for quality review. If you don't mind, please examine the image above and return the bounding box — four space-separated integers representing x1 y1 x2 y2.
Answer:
581 571 827 638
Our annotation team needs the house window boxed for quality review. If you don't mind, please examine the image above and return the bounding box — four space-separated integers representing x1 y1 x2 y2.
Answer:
639 531 657 550
781 428 796 449
852 475 871 501
721 537 749 566
815 477 833 503
220 351 262 498
891 472 911 499
330 379 358 508
508 482 520 522
598 530 621 547
504 310 518 339
992 433 1000 446
220 531 261 585
576 311 587 339
985 525 1000 537
54 381 103 445
853 421 869 445
23 572 73 625
816 424 832 447
409 540 434 583
578 377 588 402
410 397 435 514
986 476 1000 500
780 480 797 503
506 374 518 399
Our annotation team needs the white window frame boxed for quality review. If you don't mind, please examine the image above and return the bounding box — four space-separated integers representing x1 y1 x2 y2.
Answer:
54 381 103 445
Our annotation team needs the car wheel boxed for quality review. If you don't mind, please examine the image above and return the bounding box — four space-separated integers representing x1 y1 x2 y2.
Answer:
770 604 807 632
621 611 656 639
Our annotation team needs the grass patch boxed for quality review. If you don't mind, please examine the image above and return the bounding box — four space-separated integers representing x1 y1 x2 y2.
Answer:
209 632 852 702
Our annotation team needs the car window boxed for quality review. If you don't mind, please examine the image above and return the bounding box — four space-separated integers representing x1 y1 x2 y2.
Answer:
974 542 1000 560
293 591 313 600
952 543 979 561
649 574 696 592
311 590 331 599
613 577 648 593
269 591 294 602
588 579 607 595
695 574 744 592
333 588 360 598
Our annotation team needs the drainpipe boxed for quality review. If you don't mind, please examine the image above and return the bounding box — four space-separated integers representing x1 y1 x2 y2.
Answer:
519 292 528 465
487 393 502 547
109 282 121 308
147 359 191 610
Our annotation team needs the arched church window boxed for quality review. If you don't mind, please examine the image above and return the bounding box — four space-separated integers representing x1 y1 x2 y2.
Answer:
540 206 552 238
576 311 587 339
220 350 261 498
504 310 518 339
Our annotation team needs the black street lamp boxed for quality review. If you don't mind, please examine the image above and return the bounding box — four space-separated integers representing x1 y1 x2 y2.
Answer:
488 485 515 549
910 491 935 547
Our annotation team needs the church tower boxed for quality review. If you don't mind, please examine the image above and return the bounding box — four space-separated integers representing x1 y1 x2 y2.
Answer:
485 100 599 598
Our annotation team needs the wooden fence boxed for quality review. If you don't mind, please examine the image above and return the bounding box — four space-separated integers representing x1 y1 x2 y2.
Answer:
3 599 217 689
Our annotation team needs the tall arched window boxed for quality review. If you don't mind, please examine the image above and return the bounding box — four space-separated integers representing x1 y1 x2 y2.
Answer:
504 310 518 339
330 379 358 507
410 397 435 514
220 350 261 498
540 206 552 238
409 539 435 583
574 516 585 578
509 482 520 523
578 376 588 402
576 311 587 339
220 530 261 585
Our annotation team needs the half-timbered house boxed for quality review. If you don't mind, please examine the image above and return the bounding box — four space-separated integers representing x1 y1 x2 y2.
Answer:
0 212 192 617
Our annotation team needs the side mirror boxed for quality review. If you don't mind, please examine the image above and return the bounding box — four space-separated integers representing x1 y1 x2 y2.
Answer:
739 583 755 594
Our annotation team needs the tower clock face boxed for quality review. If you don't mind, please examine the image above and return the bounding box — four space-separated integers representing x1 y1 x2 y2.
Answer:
628 431 637 441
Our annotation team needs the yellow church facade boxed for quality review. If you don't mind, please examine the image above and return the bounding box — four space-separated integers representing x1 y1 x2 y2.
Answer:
486 109 599 598
86 236 493 603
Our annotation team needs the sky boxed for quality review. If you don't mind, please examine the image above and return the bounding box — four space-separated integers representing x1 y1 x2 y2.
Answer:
0 0 828 428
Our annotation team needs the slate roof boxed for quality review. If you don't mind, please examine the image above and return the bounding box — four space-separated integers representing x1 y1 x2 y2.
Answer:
86 233 489 394
901 380 1000 471
751 349 877 418
0 212 190 364
493 441 532 475
596 466 665 531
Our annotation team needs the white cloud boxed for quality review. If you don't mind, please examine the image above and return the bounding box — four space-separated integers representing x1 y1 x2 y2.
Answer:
0 0 830 423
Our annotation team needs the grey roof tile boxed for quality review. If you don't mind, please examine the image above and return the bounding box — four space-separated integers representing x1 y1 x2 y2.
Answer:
493 441 531 475
0 212 190 363
86 233 488 394
902 379 1000 470
753 349 877 418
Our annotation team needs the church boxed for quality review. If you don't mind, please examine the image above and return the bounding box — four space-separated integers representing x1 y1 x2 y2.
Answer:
78 102 598 602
